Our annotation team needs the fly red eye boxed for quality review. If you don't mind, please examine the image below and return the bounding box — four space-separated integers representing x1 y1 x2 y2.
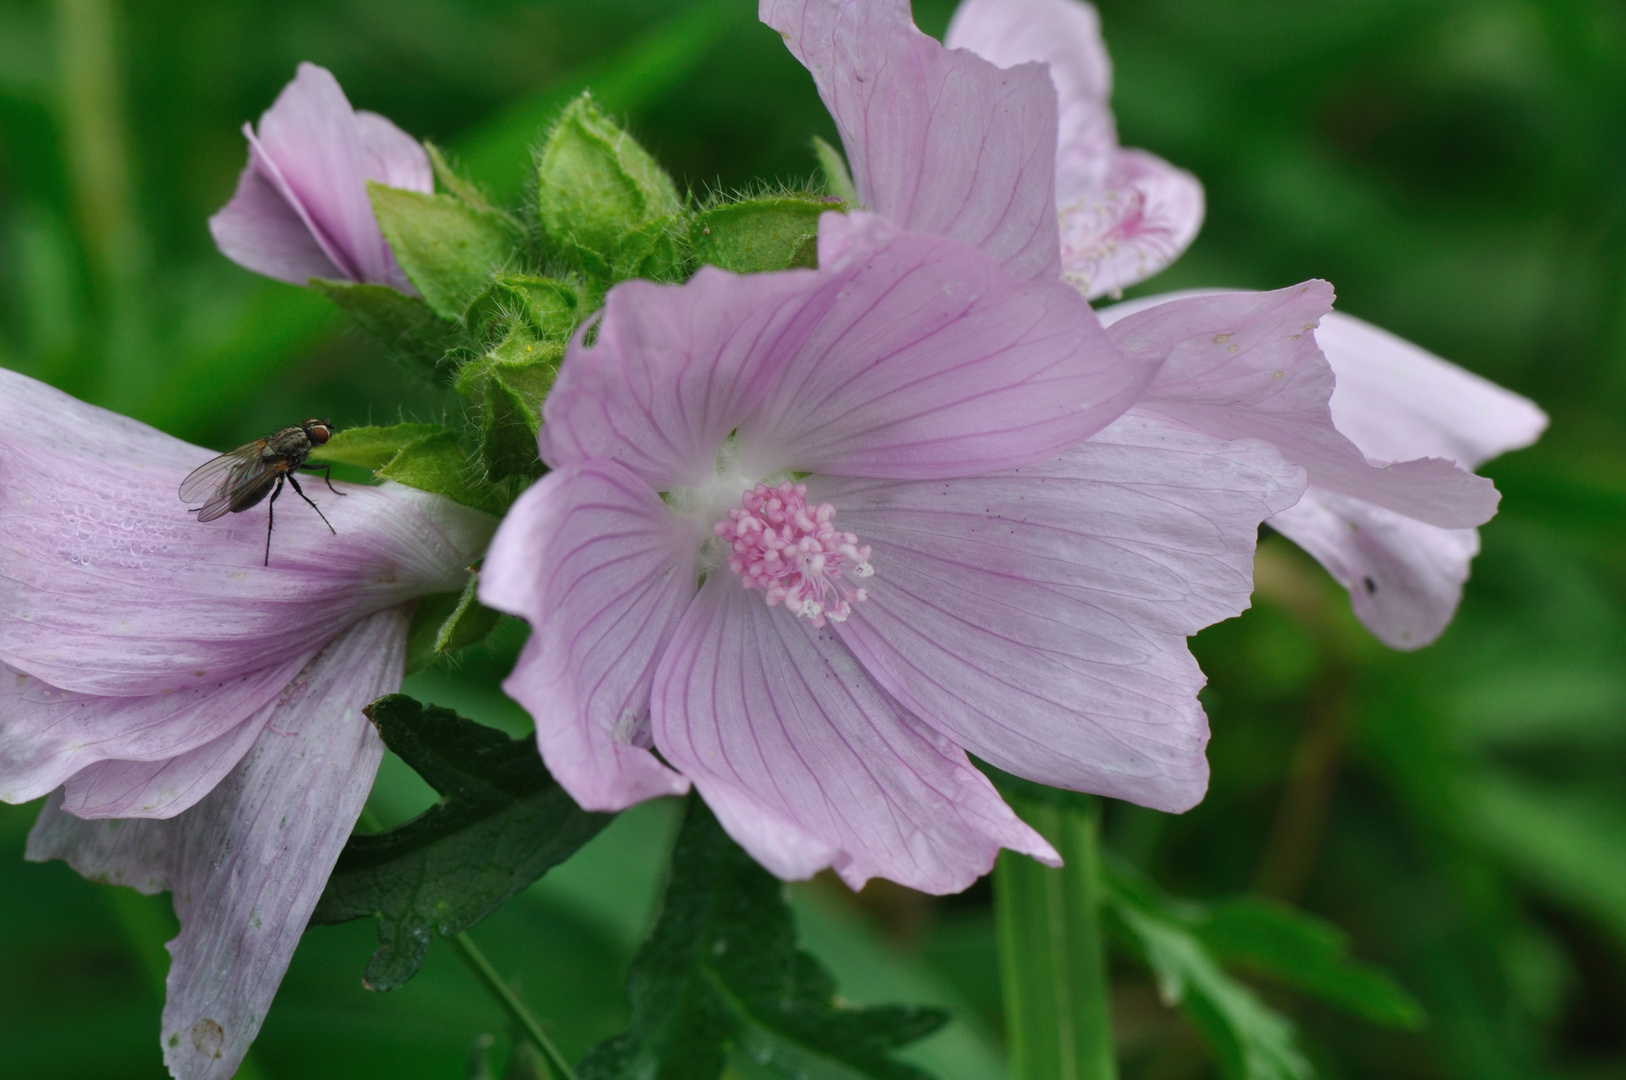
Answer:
308 424 331 445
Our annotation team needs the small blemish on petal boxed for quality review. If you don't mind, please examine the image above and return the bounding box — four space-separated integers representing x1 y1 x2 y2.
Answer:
191 1019 225 1058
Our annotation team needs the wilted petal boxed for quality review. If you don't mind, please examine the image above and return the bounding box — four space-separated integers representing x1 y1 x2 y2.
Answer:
0 655 304 810
479 463 695 810
1104 284 1499 528
738 214 1149 479
208 161 346 285
32 607 404 1080
1270 491 1480 650
1058 148 1204 301
761 0 1062 281
0 368 493 696
826 412 1305 812
539 268 818 488
653 576 1058 894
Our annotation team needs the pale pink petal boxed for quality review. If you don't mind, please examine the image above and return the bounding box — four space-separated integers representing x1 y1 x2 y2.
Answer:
737 213 1150 479
945 0 1116 196
652 576 1058 894
250 63 397 284
1312 311 1548 468
943 0 1205 298
353 110 432 194
824 411 1305 812
0 367 493 696
30 607 404 1080
539 268 818 488
207 159 346 285
1269 490 1479 650
60 711 275 820
27 787 172 893
479 463 695 810
761 0 1062 282
1059 148 1205 301
1105 284 1499 528
0 654 305 809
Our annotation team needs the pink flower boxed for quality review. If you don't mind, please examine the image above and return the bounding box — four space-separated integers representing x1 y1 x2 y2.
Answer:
775 0 1546 649
478 213 1309 893
1103 296 1547 647
0 367 493 1080
762 0 1202 299
209 62 431 290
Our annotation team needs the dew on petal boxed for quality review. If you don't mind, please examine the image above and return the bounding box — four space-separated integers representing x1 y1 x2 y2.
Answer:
713 481 873 630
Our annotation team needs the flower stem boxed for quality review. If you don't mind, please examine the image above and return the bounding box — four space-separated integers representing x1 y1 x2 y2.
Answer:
995 795 1117 1080
448 931 580 1080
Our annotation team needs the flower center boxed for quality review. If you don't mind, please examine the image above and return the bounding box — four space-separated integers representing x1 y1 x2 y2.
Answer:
713 481 873 629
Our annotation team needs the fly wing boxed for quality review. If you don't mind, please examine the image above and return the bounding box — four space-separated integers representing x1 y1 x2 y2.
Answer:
180 443 272 522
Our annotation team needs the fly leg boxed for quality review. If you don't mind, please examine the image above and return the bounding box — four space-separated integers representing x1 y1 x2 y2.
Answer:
301 462 345 498
286 473 337 535
264 474 285 566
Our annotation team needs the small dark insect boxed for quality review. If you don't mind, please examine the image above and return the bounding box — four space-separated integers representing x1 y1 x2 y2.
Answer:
178 419 345 565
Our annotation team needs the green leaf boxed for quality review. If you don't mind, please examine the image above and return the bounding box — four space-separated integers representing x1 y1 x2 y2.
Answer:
1105 875 1313 1080
535 93 686 282
1194 898 1426 1030
425 141 499 215
307 279 456 377
691 196 835 274
375 428 504 515
309 422 453 472
404 573 503 676
310 695 613 991
369 183 521 320
811 136 858 206
578 798 947 1080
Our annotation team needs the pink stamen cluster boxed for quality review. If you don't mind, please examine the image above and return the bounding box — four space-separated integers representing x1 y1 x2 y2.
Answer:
715 481 873 629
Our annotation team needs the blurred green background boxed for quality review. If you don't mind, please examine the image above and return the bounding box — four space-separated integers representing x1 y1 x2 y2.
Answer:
2 0 1623 1077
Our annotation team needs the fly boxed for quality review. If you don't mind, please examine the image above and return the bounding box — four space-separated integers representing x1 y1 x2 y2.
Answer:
178 418 345 565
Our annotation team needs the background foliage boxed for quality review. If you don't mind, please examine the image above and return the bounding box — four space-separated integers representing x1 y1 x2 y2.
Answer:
2 0 1623 1077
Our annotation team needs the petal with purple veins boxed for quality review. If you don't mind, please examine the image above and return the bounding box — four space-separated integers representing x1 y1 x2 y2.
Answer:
480 462 696 811
0 368 493 696
539 268 818 488
32 607 406 1080
761 0 1062 282
738 214 1150 480
824 411 1305 812
1105 284 1500 528
653 575 1057 894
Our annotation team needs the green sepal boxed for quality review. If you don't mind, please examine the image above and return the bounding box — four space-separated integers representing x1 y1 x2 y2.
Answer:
811 135 858 205
404 572 503 676
374 428 505 516
310 422 454 471
368 182 522 320
691 195 836 274
456 332 560 485
425 141 500 215
307 280 456 377
310 695 613 991
465 274 579 345
577 796 948 1080
534 93 687 282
